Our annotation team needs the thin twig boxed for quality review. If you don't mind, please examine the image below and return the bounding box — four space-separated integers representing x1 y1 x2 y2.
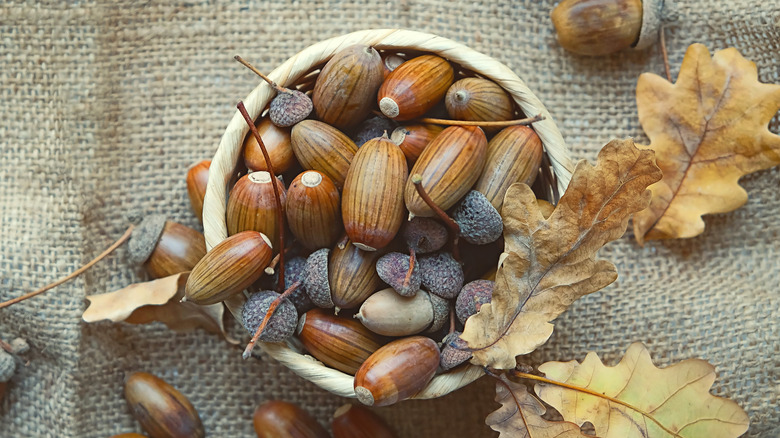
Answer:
659 26 672 82
234 55 286 93
0 225 134 310
237 102 286 292
411 174 461 261
418 114 544 127
402 248 416 291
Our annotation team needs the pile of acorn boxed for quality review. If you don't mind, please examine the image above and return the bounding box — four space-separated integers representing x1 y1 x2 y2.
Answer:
134 44 544 408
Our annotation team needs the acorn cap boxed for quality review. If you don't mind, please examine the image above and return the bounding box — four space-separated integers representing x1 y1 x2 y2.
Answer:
128 215 167 264
270 90 313 127
419 252 464 299
440 331 472 371
451 190 503 245
376 252 421 297
402 217 448 254
426 293 450 334
274 256 314 314
455 279 495 324
304 248 334 308
242 290 298 343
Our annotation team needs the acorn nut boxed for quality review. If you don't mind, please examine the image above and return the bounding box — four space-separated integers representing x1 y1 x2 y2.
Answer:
353 336 440 407
291 120 358 188
390 123 443 165
551 0 645 56
445 77 515 129
328 239 383 310
128 215 207 280
332 404 397 438
253 400 329 438
226 171 287 250
124 372 204 438
286 171 342 251
243 118 296 173
355 288 434 336
185 160 210 224
378 55 454 121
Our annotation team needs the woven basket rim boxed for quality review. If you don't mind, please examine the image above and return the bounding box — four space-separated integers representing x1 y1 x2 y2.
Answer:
204 28 575 401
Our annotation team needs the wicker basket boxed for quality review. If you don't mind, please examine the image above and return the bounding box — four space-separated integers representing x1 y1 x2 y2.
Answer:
203 29 575 399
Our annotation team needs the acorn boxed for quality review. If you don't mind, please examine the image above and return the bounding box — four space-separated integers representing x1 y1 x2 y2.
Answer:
451 190 503 245
272 256 314 314
128 215 207 279
290 120 358 188
297 308 385 374
243 117 296 173
402 217 448 254
440 331 473 371
242 290 298 342
253 400 329 438
286 171 342 251
328 239 383 310
390 123 444 165
355 288 434 336
226 171 287 250
404 126 487 217
185 159 210 223
332 404 397 438
353 336 440 407
184 231 273 305
426 292 450 334
551 0 648 56
375 252 420 297
475 125 543 210
352 116 398 147
313 45 385 130
377 55 454 121
445 78 514 127
342 136 408 251
456 279 494 324
124 372 205 438
380 52 405 79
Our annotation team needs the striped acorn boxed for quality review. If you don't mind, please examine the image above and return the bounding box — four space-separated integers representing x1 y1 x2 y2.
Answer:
286 170 342 251
328 239 383 310
390 123 444 165
144 221 207 279
475 125 543 210
353 336 440 407
404 126 488 217
243 118 296 173
313 45 385 130
124 372 205 438
185 231 272 305
445 78 514 132
332 404 397 438
291 120 358 188
377 55 454 121
342 136 408 251
297 308 385 374
226 171 287 250
185 159 210 223
253 401 329 438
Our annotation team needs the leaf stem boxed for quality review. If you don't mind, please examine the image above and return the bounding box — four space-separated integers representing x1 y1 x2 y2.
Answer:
0 225 135 310
242 280 301 359
410 174 461 261
659 26 672 82
511 370 681 438
234 55 287 94
237 101 286 293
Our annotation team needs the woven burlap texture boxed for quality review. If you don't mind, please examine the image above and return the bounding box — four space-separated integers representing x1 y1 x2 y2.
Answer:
0 1 777 437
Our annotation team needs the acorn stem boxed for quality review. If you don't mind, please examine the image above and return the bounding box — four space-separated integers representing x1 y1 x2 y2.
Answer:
237 101 286 292
410 174 460 261
659 26 672 82
416 113 544 127
242 280 301 359
402 248 416 291
448 305 456 335
234 55 288 94
0 225 135 310
0 338 13 354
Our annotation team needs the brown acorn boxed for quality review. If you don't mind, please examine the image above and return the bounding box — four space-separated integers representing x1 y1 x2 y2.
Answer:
290 120 358 188
226 171 287 250
342 136 408 251
328 239 383 310
404 126 488 217
390 123 444 165
475 125 543 210
243 118 296 173
253 400 329 438
313 45 385 130
185 231 273 305
551 0 643 56
124 372 205 438
128 215 207 279
297 308 385 374
445 78 515 128
353 336 440 407
185 159 210 224
377 55 454 121
332 404 397 438
286 170 342 251
380 52 405 79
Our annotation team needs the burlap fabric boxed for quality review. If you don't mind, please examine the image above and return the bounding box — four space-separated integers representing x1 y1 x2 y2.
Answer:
0 1 777 437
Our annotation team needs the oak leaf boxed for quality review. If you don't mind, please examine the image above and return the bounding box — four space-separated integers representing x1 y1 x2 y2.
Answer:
486 374 589 438
535 342 750 438
82 273 234 342
460 139 662 369
633 43 780 244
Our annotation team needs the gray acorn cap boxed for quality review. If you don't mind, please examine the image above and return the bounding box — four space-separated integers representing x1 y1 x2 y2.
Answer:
426 293 451 334
127 214 166 264
451 191 503 245
303 248 334 308
242 290 298 343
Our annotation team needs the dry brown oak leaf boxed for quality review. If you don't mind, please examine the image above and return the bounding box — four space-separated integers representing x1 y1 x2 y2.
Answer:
460 139 662 369
82 273 235 343
535 342 750 438
486 374 588 438
633 43 780 244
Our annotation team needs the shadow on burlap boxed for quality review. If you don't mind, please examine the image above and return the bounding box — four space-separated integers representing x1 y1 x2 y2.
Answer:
0 1 777 436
